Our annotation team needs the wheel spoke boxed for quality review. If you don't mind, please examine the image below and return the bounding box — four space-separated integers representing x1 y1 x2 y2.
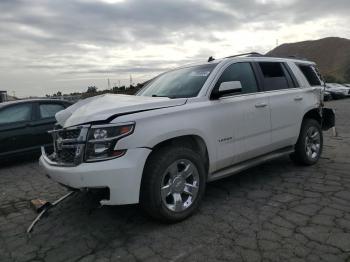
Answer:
184 183 198 196
310 132 319 140
182 163 194 179
172 193 183 212
161 184 171 198
306 146 312 157
311 144 317 152
167 163 179 177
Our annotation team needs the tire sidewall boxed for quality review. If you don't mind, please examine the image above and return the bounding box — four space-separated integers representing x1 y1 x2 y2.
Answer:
146 147 206 222
297 119 323 165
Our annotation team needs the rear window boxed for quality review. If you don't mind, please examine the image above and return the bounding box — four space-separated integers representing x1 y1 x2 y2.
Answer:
39 103 65 119
298 65 321 86
258 62 291 91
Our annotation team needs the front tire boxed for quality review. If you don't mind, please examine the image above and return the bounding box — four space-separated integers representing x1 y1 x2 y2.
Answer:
140 146 206 223
291 119 323 165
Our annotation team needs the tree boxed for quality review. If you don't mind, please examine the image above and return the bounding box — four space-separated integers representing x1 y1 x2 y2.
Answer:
87 86 97 93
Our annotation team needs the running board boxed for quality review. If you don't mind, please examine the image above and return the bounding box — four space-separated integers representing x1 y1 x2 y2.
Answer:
208 146 294 182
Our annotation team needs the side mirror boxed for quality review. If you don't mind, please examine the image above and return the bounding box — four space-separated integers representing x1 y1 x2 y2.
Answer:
212 81 242 99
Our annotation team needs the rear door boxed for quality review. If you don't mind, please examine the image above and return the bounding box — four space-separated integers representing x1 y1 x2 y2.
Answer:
31 101 67 148
255 61 305 149
0 103 34 156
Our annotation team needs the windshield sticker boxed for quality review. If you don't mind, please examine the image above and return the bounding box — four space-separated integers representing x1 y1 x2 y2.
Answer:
189 71 211 77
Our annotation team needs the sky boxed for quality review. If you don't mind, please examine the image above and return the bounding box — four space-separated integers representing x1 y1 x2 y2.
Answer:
1 0 350 98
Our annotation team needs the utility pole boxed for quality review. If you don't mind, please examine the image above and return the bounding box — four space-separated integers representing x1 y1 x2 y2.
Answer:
107 78 111 89
130 75 133 88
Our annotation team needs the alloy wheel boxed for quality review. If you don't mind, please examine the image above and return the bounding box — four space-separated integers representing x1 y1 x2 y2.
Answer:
305 126 321 160
160 159 200 212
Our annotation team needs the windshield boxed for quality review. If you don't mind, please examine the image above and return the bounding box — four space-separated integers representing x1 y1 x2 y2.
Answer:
138 63 217 98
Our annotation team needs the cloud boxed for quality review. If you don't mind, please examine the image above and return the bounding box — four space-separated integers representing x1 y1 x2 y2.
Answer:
0 0 349 97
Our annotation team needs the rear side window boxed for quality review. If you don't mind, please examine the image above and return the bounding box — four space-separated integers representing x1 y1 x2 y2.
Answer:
39 103 65 119
298 65 321 86
215 62 258 95
258 62 290 91
0 104 32 124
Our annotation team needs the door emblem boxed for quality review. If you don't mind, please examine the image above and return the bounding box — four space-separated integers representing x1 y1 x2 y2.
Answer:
218 137 233 143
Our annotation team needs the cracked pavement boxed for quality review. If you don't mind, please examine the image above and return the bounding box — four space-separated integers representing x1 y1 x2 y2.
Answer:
0 99 350 262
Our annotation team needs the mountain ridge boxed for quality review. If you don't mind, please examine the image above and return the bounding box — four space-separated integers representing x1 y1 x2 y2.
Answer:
267 37 350 82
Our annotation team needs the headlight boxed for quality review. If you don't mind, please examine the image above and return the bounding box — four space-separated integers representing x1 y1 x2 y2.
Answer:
85 123 134 162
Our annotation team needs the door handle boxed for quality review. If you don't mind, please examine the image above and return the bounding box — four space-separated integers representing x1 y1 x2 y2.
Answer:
294 96 303 101
255 103 267 108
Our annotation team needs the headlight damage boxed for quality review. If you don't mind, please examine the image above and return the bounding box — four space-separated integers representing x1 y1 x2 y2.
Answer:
85 123 134 162
43 122 135 166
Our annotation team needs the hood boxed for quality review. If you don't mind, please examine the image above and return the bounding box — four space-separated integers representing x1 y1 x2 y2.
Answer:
56 94 187 127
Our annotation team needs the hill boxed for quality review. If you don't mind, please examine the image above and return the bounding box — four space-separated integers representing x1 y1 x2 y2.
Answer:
267 37 350 83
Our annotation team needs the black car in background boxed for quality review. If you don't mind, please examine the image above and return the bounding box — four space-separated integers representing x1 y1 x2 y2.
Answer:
0 99 71 160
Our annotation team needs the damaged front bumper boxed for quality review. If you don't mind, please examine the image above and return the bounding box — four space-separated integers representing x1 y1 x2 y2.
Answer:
40 147 151 205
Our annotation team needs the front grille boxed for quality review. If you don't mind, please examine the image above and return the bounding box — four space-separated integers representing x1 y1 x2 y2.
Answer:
58 129 81 140
57 147 76 163
50 125 89 166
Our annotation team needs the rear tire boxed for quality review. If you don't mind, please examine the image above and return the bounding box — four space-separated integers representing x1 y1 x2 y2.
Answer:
291 119 323 165
140 146 206 223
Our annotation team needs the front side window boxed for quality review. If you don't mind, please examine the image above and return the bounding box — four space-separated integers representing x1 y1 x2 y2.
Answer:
139 64 217 98
298 64 322 86
259 62 290 91
39 103 65 119
0 104 32 124
214 62 258 95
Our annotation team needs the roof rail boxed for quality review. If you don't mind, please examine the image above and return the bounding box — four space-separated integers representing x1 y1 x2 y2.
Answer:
225 52 264 59
267 54 309 61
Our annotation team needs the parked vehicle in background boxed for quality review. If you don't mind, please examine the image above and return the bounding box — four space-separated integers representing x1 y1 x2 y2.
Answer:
0 99 71 160
40 54 335 222
326 83 350 99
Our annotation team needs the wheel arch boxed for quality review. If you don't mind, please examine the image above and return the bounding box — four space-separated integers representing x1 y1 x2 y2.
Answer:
302 108 322 125
145 135 210 175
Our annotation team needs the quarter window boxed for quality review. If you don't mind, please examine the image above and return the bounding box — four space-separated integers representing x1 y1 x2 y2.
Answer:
298 65 322 86
258 62 291 91
39 104 65 119
0 104 32 124
215 62 258 95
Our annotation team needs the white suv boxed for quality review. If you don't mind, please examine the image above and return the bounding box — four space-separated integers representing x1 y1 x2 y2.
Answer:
40 53 335 222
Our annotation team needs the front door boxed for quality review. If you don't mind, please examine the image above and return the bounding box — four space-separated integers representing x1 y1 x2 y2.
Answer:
210 62 271 169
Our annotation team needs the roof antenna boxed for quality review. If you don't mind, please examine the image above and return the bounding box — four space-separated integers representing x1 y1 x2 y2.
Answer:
208 56 215 62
